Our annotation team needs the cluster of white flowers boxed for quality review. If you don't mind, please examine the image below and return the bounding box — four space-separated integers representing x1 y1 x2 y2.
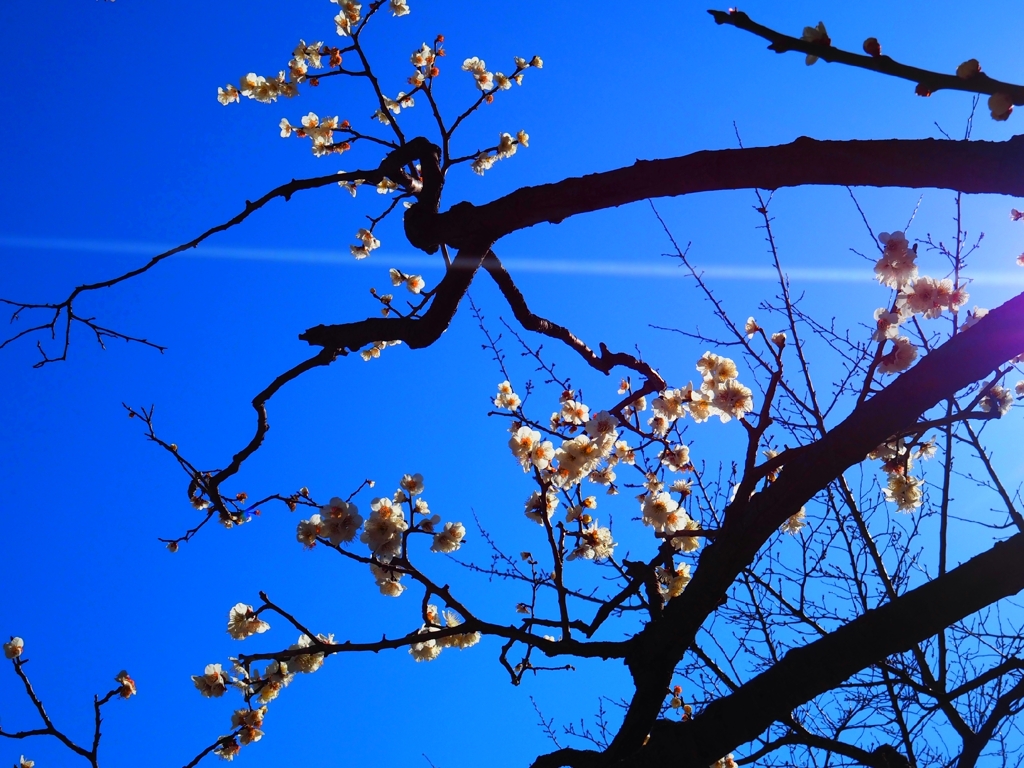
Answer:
408 40 440 87
462 52 543 96
280 112 350 157
524 489 560 525
567 521 616 560
292 477 465 593
780 507 806 535
898 275 969 320
874 231 918 290
710 756 738 768
218 71 300 106
657 563 693 599
642 492 701 553
648 354 753 434
360 496 408 561
332 0 362 36
869 438 932 512
430 521 466 553
980 385 1015 416
494 380 522 411
351 227 380 259
409 606 481 662
389 267 426 294
871 230 971 375
470 130 530 175
372 91 415 125
359 339 402 361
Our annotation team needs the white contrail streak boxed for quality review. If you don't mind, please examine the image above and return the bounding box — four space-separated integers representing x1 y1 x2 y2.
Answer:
3 234 1023 285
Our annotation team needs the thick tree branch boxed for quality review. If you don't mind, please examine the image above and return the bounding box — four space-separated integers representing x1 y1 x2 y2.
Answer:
629 533 1024 768
417 137 1024 252
600 289 1024 759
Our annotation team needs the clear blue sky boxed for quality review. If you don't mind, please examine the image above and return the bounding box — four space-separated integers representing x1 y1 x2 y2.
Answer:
2 2 1023 767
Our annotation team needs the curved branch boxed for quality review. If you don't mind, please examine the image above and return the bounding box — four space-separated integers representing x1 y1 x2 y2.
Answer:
603 289 1024 759
419 137 1024 252
299 245 490 350
709 9 1024 105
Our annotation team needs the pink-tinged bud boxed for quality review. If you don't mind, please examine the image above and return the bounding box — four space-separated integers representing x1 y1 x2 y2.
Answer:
862 37 881 57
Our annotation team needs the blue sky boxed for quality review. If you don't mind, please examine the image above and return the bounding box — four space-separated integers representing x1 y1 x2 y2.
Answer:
2 2 1024 767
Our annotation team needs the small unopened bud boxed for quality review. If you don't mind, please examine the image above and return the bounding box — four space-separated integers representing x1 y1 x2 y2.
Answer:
771 332 787 348
166 541 179 553
862 37 881 57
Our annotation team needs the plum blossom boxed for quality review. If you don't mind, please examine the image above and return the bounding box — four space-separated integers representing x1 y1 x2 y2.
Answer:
320 497 363 545
873 307 901 341
258 660 292 703
115 670 137 698
670 519 703 553
660 563 692 599
333 1 362 36
781 507 807 535
296 514 322 548
4 637 24 659
874 232 918 289
962 306 989 330
525 490 559 525
800 21 830 65
980 385 1014 416
400 472 425 496
232 707 267 746
989 92 1013 121
360 497 407 561
568 523 616 561
227 603 270 640
370 562 405 597
642 492 690 533
712 379 754 422
435 610 481 650
192 663 230 697
660 444 691 472
290 633 330 674
409 628 442 662
956 59 981 79
494 381 521 411
431 522 466 553
884 473 923 512
560 399 590 425
462 56 493 90
217 85 240 105
878 336 917 374
389 0 410 15
351 228 380 260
